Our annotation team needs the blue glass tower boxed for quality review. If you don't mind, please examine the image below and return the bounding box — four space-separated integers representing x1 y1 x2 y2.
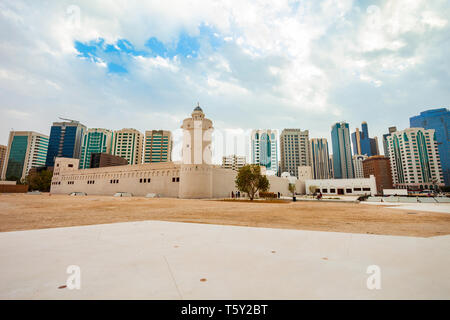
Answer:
251 129 278 174
45 120 87 167
331 122 354 179
351 122 373 156
410 108 449 186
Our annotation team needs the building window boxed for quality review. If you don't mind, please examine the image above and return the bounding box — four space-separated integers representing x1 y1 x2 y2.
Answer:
363 188 371 191
346 189 352 193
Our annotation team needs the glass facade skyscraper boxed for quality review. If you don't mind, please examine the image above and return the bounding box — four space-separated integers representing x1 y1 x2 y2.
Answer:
144 130 172 163
79 128 113 169
310 138 331 179
1 131 49 181
45 120 86 167
251 129 278 174
351 121 378 157
331 122 354 179
410 108 449 186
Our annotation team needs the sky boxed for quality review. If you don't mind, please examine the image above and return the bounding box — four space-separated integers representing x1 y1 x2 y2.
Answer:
0 0 449 163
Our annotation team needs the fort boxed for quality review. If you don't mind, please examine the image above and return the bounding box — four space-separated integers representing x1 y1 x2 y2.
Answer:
50 106 294 198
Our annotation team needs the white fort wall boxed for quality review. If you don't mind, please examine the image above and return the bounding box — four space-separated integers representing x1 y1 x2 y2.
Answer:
212 166 236 198
50 157 294 198
179 164 213 199
51 158 181 197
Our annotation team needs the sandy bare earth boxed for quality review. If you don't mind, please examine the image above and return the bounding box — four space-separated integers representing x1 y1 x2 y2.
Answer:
0 194 449 237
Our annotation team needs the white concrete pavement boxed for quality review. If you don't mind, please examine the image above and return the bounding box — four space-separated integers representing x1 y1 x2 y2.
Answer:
362 202 450 214
0 221 449 299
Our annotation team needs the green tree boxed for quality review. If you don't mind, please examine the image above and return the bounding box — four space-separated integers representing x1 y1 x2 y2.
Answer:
288 183 296 196
235 165 270 200
25 169 53 192
309 185 317 195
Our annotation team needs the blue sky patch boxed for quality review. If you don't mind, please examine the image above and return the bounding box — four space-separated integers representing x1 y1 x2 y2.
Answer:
107 62 127 74
74 25 227 73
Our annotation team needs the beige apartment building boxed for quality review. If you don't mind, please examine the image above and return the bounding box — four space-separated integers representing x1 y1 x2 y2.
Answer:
352 154 368 179
112 128 143 165
222 154 246 171
280 129 310 178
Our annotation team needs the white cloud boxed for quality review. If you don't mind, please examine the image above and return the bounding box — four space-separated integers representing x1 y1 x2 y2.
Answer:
134 56 179 72
0 0 449 154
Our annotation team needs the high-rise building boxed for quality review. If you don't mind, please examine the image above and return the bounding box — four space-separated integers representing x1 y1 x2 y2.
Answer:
251 129 278 174
144 130 172 163
410 108 449 186
310 138 330 179
351 122 372 156
280 129 310 177
112 128 143 165
382 126 397 157
352 154 368 178
370 136 380 156
79 128 113 169
1 131 49 181
363 156 393 194
222 154 246 171
329 155 334 178
0 145 7 178
331 122 354 179
45 119 86 167
387 128 444 190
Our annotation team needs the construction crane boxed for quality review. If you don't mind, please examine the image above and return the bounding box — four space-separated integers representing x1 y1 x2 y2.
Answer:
58 117 79 123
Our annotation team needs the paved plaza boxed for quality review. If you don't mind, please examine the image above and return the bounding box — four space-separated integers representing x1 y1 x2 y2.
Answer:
1 220 449 299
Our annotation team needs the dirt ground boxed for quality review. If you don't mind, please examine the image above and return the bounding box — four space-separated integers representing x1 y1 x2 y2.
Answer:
0 194 449 237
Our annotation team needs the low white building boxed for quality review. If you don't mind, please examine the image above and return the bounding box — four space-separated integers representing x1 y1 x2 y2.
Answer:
222 154 246 171
305 176 377 196
352 154 368 178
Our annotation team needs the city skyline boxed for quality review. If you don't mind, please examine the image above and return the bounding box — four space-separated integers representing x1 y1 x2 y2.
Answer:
1 1 449 153
0 107 446 167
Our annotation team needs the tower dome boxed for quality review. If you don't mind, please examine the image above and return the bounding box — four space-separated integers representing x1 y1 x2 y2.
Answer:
193 102 203 113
